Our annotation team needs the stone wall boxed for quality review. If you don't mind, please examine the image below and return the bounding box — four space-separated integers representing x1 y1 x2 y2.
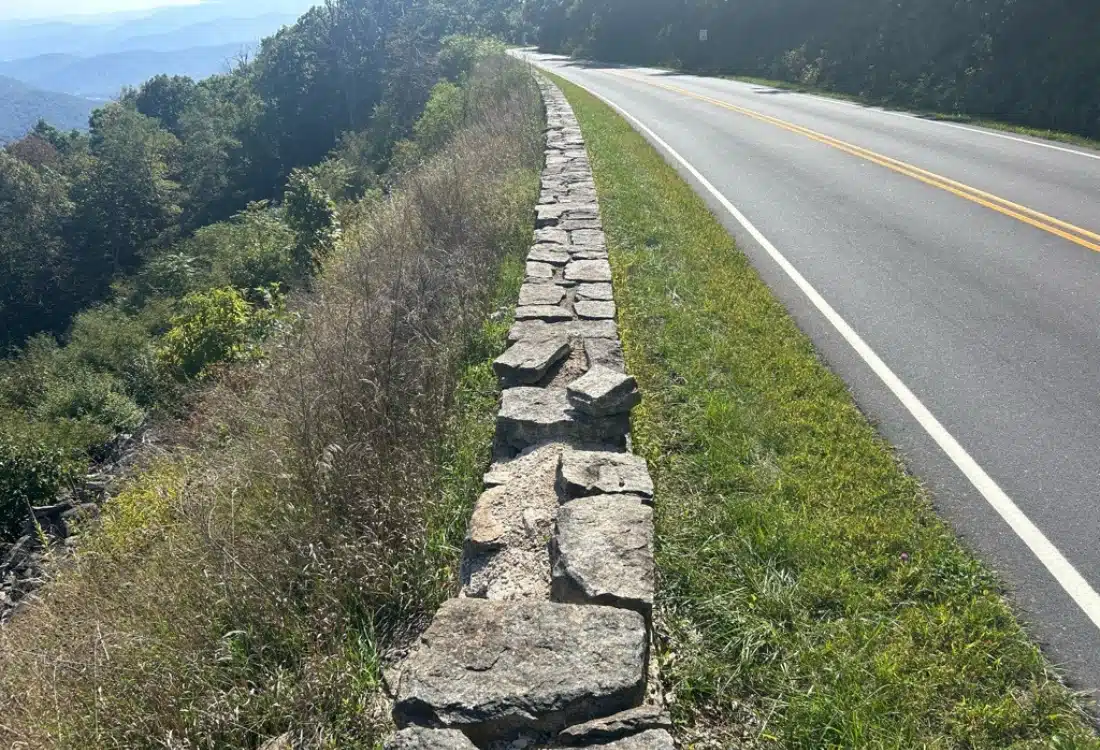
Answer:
383 78 670 750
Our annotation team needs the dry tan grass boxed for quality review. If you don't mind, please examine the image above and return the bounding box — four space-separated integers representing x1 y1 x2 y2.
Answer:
0 58 542 750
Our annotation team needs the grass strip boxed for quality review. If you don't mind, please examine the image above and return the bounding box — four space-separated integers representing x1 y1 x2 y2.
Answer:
552 74 1100 749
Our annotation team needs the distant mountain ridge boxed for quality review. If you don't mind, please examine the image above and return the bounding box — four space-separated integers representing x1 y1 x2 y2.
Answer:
0 75 96 143
0 1 314 60
0 43 254 98
0 0 317 142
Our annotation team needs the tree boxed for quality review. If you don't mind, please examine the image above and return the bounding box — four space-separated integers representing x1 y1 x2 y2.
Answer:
0 152 74 348
284 168 340 278
130 74 198 137
69 104 183 295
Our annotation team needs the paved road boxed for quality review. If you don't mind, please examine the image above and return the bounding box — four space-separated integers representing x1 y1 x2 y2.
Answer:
521 51 1100 695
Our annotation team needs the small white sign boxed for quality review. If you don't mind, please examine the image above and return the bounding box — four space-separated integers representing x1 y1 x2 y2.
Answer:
699 29 709 42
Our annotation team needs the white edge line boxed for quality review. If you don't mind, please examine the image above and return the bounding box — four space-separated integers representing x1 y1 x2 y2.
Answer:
529 56 1100 633
922 118 1100 161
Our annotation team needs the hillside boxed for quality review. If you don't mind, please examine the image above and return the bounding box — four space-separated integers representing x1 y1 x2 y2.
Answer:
0 75 94 142
0 43 253 98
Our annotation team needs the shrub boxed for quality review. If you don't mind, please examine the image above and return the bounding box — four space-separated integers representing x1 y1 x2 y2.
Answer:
141 205 298 299
64 306 167 407
157 286 283 381
197 203 298 291
35 370 146 434
0 418 88 540
284 169 341 277
439 35 507 82
413 81 466 155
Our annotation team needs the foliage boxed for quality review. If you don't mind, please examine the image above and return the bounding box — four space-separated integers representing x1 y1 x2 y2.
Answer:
0 150 74 349
0 0 519 542
284 169 341 277
157 286 284 381
528 0 1100 139
35 370 146 433
2 0 520 353
0 417 98 539
64 307 166 407
413 81 467 155
0 57 543 747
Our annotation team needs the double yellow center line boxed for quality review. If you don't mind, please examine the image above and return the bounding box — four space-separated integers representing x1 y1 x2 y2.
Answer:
614 71 1100 254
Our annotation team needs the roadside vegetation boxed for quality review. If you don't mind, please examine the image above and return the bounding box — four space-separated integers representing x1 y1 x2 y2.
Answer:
525 0 1100 143
0 0 521 543
0 55 541 748
552 75 1100 748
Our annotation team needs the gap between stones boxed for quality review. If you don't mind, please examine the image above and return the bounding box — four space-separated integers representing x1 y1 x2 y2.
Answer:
382 78 672 750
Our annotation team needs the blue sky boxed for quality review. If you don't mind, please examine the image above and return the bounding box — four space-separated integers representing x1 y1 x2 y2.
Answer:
0 0 197 21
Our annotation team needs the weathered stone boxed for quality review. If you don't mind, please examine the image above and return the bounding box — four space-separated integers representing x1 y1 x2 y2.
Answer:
535 227 569 245
393 599 647 743
493 336 571 387
584 338 626 373
518 283 567 307
507 319 618 345
576 730 675 749
497 387 629 452
564 260 612 283
576 283 614 301
466 494 508 553
571 229 607 247
569 249 610 261
575 301 616 320
515 305 574 323
561 219 603 231
528 246 571 265
567 366 641 417
526 261 555 280
484 443 565 487
559 707 673 745
385 727 477 750
552 496 655 618
558 449 654 500
560 171 593 186
561 204 600 220
462 453 559 600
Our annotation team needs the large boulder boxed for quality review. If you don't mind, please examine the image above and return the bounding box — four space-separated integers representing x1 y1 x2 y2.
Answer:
493 336 571 387
552 496 655 618
497 388 629 453
567 366 641 417
558 449 654 501
392 599 647 743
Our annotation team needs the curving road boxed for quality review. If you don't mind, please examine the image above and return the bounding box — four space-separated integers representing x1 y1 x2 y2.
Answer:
519 51 1100 695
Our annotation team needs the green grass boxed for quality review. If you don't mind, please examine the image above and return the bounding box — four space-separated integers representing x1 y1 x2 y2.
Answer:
551 74 1100 749
424 243 527 605
727 75 1100 151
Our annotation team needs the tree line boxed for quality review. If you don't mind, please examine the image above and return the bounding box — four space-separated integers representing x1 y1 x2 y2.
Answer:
0 0 519 538
523 0 1100 139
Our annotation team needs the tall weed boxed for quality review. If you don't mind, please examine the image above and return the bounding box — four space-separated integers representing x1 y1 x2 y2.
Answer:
0 57 542 749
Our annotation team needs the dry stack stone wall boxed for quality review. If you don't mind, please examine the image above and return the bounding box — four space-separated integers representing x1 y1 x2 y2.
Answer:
384 78 670 750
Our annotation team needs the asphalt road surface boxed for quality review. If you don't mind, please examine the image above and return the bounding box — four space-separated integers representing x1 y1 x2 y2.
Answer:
520 51 1100 696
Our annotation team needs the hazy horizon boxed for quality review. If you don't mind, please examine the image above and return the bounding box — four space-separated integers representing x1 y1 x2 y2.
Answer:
0 0 200 22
